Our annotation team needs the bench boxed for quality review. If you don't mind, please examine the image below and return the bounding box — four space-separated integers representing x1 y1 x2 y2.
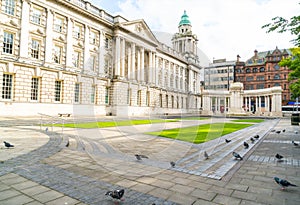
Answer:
58 113 71 117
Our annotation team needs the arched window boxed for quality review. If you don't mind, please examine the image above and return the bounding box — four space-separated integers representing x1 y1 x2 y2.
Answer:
259 67 265 72
246 68 251 73
274 64 280 70
274 74 280 80
253 68 258 73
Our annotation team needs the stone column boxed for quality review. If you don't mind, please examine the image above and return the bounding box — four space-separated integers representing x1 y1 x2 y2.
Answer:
258 96 262 113
66 17 74 68
98 31 105 75
84 25 90 71
114 36 121 76
140 47 144 82
137 48 141 81
161 59 165 87
155 55 159 86
45 8 54 64
19 0 30 58
127 45 131 79
121 38 126 77
131 43 135 80
149 51 153 83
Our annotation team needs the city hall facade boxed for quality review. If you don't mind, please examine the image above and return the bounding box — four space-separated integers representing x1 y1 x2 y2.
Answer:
0 0 202 117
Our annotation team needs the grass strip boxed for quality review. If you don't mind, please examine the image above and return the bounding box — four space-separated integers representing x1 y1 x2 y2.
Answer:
47 119 179 128
146 123 253 144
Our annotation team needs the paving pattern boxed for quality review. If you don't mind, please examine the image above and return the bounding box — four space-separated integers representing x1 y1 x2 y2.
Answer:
0 116 300 205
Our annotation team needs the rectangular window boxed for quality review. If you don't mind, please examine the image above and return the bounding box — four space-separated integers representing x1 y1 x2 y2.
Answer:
53 45 62 64
127 89 131 105
31 7 42 24
74 83 80 103
3 31 14 54
31 39 40 59
246 76 254 81
105 87 109 104
73 51 80 68
31 78 39 101
159 94 162 107
89 55 96 71
166 95 168 108
54 80 62 102
90 31 97 45
4 0 15 16
146 91 150 106
54 17 63 33
2 74 13 100
91 85 96 104
137 90 141 106
74 24 81 39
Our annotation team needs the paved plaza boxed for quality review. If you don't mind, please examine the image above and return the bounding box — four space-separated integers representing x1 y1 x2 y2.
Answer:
0 116 299 205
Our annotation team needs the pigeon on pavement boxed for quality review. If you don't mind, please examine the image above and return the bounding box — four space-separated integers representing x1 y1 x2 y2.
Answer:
250 137 255 143
292 141 299 146
225 139 231 143
170 161 175 168
274 177 297 190
275 130 281 134
105 189 125 200
254 135 259 139
135 154 148 161
232 151 243 160
204 151 209 160
3 141 14 148
275 153 284 161
243 141 249 149
282 129 286 132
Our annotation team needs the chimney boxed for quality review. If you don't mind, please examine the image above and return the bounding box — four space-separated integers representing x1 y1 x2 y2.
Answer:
254 49 258 58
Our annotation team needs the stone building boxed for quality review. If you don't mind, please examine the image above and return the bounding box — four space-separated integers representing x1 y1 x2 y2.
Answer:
0 0 203 117
204 58 235 90
234 47 292 105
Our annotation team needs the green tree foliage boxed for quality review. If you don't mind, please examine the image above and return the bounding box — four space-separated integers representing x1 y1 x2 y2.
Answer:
279 48 300 99
262 8 300 99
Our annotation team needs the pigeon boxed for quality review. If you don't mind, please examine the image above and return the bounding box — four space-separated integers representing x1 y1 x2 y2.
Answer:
292 141 299 146
274 177 297 190
282 129 286 133
65 140 69 147
135 154 148 161
3 141 14 148
225 139 231 143
170 161 176 168
243 141 249 149
295 131 298 134
275 153 284 161
271 129 276 132
250 137 255 143
45 127 48 132
254 135 259 139
105 189 125 200
204 151 209 160
232 151 243 160
275 130 281 134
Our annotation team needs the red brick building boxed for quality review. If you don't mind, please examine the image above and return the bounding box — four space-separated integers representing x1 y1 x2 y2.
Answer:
234 47 292 105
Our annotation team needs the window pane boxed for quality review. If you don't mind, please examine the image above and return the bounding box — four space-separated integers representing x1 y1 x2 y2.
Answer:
74 83 80 103
55 81 61 102
31 78 39 100
3 32 14 54
31 8 41 24
4 0 15 15
2 74 13 99
31 40 40 59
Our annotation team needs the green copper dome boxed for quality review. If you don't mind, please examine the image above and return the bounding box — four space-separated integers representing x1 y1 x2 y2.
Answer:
179 10 191 26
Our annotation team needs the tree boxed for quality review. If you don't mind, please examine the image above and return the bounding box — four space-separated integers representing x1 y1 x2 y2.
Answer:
262 8 300 99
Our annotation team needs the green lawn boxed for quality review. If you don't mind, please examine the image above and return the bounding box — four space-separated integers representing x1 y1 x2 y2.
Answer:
49 119 179 129
146 123 253 144
231 119 264 123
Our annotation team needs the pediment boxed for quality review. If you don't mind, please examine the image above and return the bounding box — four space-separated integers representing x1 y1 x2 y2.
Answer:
120 20 158 45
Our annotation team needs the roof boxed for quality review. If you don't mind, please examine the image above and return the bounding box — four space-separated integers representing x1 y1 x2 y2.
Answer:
179 10 191 26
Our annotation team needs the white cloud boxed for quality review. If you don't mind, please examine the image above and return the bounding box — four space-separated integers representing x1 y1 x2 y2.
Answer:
93 0 299 62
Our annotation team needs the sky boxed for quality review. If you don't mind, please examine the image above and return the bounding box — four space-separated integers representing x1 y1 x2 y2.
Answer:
90 0 299 62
